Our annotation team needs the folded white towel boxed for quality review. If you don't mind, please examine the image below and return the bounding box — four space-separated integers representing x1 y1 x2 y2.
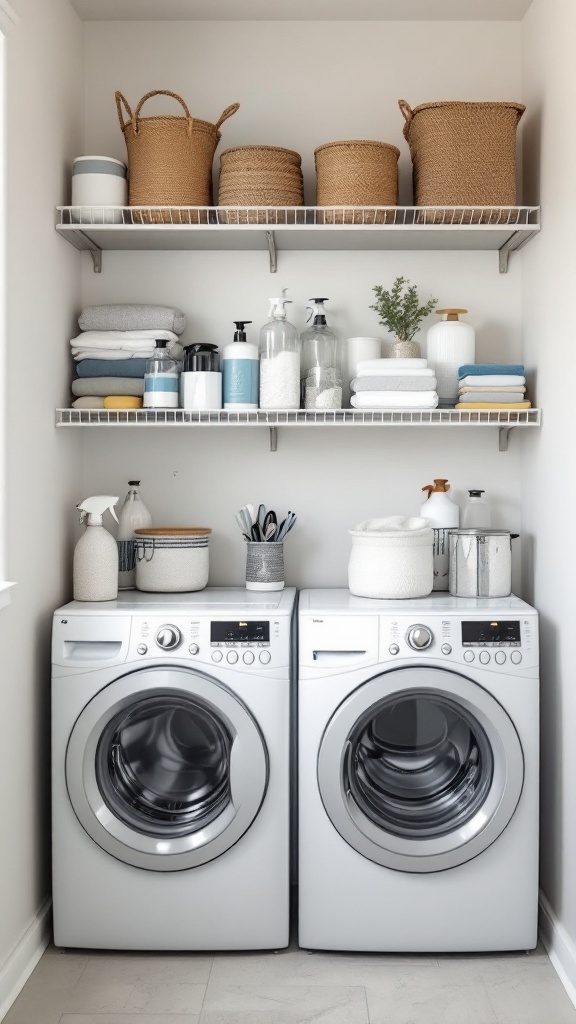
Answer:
357 367 435 379
351 391 438 409
459 374 526 388
74 347 183 362
357 358 428 372
70 329 179 348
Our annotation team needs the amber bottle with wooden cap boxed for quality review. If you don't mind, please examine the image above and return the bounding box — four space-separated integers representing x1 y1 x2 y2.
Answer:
419 479 460 591
426 308 475 407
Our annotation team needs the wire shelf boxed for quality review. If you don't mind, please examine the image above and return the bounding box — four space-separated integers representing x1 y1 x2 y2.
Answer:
56 408 541 428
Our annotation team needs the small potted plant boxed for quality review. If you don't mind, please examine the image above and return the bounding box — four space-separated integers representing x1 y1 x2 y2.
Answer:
370 276 437 358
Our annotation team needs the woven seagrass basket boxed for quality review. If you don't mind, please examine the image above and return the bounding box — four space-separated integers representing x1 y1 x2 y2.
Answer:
314 140 400 224
399 99 525 223
115 90 239 224
218 145 304 224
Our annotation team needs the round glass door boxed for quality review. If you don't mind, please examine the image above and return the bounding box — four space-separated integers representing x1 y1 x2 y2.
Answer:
318 667 524 873
66 667 268 871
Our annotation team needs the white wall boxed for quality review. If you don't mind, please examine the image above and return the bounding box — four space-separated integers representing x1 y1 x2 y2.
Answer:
521 0 576 997
0 0 83 1008
80 20 525 588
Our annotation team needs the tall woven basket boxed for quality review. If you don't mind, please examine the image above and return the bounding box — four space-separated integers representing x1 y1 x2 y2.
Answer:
115 90 239 224
399 99 525 223
218 146 304 224
314 140 400 224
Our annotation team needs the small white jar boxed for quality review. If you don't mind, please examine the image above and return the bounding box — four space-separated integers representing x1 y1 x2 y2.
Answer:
71 155 128 223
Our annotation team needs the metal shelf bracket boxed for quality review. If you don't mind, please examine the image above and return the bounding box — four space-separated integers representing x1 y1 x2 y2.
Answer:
499 427 512 452
90 248 102 273
269 426 278 452
266 231 277 273
499 229 539 274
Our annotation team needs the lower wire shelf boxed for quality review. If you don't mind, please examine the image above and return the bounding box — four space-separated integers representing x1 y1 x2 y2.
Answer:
55 407 541 452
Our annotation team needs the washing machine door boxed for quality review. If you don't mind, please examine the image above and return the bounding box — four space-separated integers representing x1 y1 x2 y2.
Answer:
317 667 524 873
66 666 268 871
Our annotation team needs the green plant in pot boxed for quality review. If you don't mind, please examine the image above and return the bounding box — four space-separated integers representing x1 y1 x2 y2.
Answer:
371 276 437 358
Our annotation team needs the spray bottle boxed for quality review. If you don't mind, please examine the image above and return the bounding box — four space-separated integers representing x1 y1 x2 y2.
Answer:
259 290 300 409
222 320 258 410
300 298 342 409
73 496 119 602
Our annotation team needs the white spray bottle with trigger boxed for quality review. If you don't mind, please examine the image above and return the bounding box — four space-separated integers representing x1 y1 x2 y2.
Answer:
259 289 300 410
73 495 119 602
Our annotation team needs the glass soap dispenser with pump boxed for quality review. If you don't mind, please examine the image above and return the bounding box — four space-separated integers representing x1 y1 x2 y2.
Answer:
462 489 491 528
259 289 300 409
300 298 342 410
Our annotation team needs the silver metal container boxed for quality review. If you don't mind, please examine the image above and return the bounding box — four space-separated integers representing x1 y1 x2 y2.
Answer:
448 529 517 598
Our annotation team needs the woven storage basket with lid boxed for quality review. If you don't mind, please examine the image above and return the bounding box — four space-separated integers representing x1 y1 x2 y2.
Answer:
399 99 525 223
314 140 400 224
115 90 239 224
218 145 304 224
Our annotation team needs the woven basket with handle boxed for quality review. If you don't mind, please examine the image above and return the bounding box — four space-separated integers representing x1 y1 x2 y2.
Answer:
314 140 400 224
399 99 525 223
115 90 239 223
218 145 304 224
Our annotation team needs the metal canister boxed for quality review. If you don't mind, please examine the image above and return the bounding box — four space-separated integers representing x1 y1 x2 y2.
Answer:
448 529 516 598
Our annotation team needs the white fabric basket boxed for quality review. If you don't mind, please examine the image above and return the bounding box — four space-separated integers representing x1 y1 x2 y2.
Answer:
348 516 433 599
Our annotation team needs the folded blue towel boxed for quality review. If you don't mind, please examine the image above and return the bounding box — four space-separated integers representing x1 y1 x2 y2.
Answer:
75 358 147 379
458 363 524 378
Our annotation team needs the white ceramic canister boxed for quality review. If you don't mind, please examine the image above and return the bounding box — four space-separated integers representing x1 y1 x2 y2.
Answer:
134 527 211 593
426 308 475 407
71 155 128 224
342 337 382 407
180 371 223 410
348 516 433 599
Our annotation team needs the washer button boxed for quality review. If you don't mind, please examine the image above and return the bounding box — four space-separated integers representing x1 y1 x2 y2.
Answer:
495 651 507 665
511 651 523 664
389 644 400 655
189 643 199 655
463 650 475 662
479 651 491 664
137 644 147 655
211 650 223 663
227 651 239 664
259 650 271 665
441 643 452 655
243 651 255 665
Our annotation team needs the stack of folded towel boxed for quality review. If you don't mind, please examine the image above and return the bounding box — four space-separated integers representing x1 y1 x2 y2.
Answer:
455 364 531 409
70 304 186 409
350 358 438 410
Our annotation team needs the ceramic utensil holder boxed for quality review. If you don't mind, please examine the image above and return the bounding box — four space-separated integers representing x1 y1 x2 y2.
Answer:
245 542 285 592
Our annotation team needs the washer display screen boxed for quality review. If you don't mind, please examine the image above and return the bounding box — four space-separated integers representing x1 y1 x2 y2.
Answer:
462 621 521 646
211 621 270 643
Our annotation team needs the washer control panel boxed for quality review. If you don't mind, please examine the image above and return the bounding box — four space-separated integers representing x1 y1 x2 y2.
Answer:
128 615 287 670
380 612 538 672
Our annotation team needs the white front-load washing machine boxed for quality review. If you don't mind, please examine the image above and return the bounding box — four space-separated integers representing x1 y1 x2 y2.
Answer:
52 587 296 950
298 589 539 952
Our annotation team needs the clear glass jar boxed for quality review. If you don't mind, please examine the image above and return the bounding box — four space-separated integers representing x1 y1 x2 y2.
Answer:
300 300 342 410
143 340 180 409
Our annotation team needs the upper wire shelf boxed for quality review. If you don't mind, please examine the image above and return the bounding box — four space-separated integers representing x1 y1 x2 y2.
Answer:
55 205 540 274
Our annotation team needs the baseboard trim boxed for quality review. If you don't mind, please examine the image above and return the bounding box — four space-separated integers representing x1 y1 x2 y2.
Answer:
0 898 51 1022
539 889 576 1010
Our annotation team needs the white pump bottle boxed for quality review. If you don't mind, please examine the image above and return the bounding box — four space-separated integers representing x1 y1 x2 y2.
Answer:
73 495 119 601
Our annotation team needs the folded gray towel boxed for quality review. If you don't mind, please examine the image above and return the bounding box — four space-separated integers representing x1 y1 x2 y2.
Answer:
457 391 526 404
351 375 438 392
78 304 186 335
72 377 144 398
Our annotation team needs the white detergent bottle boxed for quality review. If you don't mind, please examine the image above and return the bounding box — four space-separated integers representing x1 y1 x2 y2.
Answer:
73 495 119 601
222 320 258 410
117 480 152 590
419 478 460 591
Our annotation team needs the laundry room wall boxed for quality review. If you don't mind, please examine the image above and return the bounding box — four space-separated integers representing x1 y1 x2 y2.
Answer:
0 0 83 1010
520 0 576 997
79 19 526 590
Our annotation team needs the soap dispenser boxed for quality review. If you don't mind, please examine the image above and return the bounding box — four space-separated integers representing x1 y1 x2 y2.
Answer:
300 298 342 409
259 290 300 409
223 320 258 410
419 478 460 591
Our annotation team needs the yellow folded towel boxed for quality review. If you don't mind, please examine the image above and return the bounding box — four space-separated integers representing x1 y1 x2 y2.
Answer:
103 396 143 409
455 401 532 410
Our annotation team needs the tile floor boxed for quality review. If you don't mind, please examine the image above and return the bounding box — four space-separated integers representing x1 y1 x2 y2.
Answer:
4 938 576 1024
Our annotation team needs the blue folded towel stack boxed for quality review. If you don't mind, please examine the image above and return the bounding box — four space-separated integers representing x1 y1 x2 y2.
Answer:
456 364 530 409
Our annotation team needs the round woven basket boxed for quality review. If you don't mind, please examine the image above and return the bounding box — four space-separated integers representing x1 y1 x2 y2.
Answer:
218 145 304 223
314 140 400 224
399 99 525 223
115 90 239 224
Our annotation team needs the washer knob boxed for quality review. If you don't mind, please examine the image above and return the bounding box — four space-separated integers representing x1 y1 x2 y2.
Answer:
189 643 199 655
227 650 239 664
211 650 223 663
464 650 475 663
479 651 491 664
406 625 433 651
511 651 523 665
243 651 255 665
389 644 400 656
441 643 452 655
259 650 271 664
137 643 147 655
155 625 182 651
495 651 507 665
